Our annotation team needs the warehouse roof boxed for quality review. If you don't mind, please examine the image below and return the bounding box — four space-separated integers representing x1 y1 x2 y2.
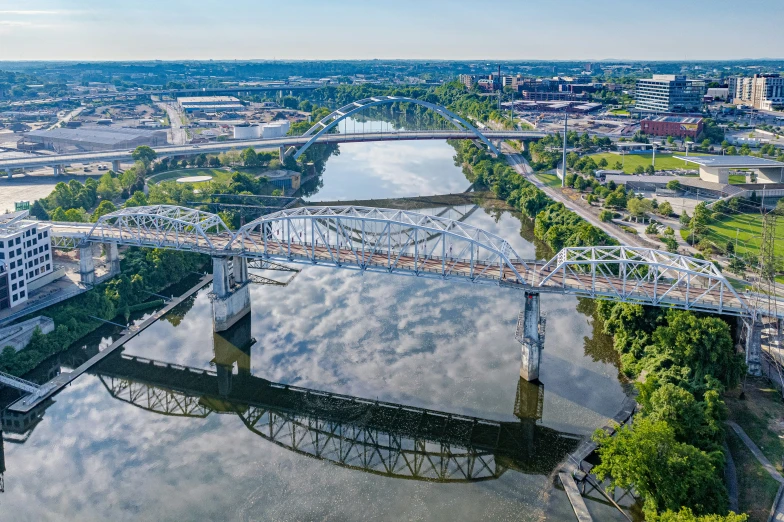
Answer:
25 126 165 146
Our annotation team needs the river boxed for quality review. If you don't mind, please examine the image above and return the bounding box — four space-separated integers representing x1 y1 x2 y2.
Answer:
0 121 629 521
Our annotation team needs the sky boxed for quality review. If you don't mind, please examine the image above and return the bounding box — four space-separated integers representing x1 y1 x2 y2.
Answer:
0 0 782 61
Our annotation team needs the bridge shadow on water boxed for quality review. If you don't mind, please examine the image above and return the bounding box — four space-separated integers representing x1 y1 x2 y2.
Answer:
0 314 581 485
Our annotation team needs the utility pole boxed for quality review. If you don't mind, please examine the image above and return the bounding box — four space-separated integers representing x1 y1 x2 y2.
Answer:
498 64 502 113
562 111 568 187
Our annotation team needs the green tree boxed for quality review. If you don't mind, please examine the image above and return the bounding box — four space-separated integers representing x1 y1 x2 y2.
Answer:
593 418 727 519
613 160 623 170
666 180 681 191
599 209 613 222
662 235 678 253
726 145 737 155
627 198 653 221
654 507 746 521
132 145 157 165
90 200 117 222
240 147 259 167
646 164 655 175
634 165 645 174
658 201 673 216
124 191 148 208
29 200 48 220
63 208 85 222
97 172 120 201
597 157 608 168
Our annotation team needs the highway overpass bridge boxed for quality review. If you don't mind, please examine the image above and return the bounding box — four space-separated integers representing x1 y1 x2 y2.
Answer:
0 130 544 177
40 204 782 382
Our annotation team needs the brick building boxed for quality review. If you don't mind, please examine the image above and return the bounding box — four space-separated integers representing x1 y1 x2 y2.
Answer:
639 116 704 138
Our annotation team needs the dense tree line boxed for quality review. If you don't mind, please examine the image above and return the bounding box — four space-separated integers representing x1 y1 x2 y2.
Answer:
591 302 746 521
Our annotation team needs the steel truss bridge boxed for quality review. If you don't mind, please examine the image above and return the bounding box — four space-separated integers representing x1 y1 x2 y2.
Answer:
47 204 783 319
284 95 509 159
88 346 578 482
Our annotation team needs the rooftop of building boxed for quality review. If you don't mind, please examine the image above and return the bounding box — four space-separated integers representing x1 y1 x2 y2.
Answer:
176 96 240 103
25 125 166 145
0 211 44 237
674 156 784 168
644 115 703 124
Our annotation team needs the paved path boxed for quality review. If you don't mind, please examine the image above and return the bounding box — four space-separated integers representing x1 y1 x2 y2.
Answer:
501 145 635 247
727 421 784 520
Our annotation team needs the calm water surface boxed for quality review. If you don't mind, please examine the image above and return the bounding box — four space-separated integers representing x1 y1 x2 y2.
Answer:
0 131 628 521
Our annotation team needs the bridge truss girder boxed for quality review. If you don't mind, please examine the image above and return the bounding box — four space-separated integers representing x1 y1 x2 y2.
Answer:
229 206 528 285
538 246 750 316
289 96 502 160
99 375 212 418
87 205 234 251
239 406 506 483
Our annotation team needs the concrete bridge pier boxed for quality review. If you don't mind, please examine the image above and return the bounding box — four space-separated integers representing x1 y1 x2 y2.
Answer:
518 291 546 382
741 317 764 376
212 256 251 332
278 146 286 162
106 243 120 276
112 160 121 173
5 167 10 179
78 244 95 285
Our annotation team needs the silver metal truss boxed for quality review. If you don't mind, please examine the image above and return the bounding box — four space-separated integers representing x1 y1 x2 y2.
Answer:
288 96 502 160
238 407 505 482
87 205 234 251
537 246 751 316
0 370 53 397
228 206 528 285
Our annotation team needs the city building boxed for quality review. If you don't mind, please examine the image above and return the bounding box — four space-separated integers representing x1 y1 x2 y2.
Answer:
177 96 244 113
635 75 704 113
0 211 54 310
264 169 301 191
458 74 476 89
731 74 784 110
639 116 704 138
25 125 168 152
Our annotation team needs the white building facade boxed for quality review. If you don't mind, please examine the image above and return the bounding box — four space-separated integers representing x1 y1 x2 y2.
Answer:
0 212 53 310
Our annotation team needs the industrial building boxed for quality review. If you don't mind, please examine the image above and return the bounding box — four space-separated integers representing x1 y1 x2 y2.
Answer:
232 121 290 140
177 96 244 113
639 116 704 138
25 125 168 152
0 211 54 310
635 75 704 113
731 74 784 111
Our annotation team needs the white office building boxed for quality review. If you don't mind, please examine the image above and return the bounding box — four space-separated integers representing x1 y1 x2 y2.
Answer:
635 75 704 113
0 211 53 310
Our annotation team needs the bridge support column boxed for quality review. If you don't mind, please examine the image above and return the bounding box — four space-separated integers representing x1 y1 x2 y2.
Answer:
112 160 121 173
742 317 764 377
106 242 120 276
212 256 251 332
518 291 545 382
5 168 10 180
278 146 286 162
79 244 95 285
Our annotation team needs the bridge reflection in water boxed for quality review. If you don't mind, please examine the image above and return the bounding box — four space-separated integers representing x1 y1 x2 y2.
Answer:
1 314 581 485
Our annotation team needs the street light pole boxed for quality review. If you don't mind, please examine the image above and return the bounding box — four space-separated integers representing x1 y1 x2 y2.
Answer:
562 111 568 187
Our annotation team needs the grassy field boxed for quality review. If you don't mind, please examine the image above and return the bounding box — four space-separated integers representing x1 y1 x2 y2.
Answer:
587 152 709 174
680 212 784 258
535 173 562 188
147 168 233 185
608 109 630 116
725 378 784 520
729 174 748 184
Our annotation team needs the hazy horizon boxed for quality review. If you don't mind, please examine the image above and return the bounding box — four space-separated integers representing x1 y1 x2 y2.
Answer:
1 0 782 62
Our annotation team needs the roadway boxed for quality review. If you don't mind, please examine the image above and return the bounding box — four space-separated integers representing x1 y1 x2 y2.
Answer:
155 102 187 145
500 143 641 247
0 130 546 173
